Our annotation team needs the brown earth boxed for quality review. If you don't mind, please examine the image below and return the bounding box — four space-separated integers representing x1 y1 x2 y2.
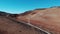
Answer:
0 11 46 34
1 7 60 34
16 8 60 34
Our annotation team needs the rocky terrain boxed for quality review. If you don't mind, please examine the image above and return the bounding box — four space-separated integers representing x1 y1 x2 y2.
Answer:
16 7 60 34
0 11 47 34
0 6 60 34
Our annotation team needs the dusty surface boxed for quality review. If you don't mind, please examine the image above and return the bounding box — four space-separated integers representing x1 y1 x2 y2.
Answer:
0 16 46 34
17 8 60 34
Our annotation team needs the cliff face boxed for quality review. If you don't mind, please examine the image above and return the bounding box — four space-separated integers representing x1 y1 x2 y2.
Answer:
16 8 60 34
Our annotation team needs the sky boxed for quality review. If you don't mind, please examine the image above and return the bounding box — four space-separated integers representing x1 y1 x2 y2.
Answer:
0 0 60 14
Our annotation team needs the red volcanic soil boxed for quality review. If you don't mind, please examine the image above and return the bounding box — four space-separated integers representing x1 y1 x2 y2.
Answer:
16 8 60 34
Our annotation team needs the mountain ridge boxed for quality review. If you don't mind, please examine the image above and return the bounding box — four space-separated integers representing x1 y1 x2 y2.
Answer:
0 7 60 34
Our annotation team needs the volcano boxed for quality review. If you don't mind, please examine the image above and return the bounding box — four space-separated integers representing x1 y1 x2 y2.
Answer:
0 6 60 34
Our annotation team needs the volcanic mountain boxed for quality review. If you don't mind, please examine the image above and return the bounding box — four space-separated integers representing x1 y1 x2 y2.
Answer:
0 6 60 34
16 7 60 34
0 11 47 34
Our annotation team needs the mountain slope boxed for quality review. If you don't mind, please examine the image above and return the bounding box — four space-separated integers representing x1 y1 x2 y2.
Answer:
16 7 60 34
0 12 46 34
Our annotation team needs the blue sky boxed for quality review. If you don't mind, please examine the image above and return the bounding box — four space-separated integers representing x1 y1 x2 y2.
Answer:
0 0 60 14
